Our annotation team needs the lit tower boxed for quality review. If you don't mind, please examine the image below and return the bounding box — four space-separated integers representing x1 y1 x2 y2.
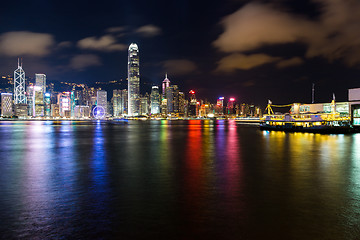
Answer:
34 73 46 117
14 58 26 104
128 43 140 116
162 73 170 99
188 90 197 117
150 86 160 114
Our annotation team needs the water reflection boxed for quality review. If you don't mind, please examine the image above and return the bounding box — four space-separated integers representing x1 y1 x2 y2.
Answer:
260 130 360 239
19 121 54 238
1 121 360 239
224 120 242 205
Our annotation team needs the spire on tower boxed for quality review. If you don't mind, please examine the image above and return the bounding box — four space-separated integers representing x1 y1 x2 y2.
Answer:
17 58 23 68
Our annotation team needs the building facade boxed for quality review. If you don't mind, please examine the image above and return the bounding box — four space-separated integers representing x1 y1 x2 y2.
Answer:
58 92 71 117
1 93 13 117
162 74 170 100
97 90 107 114
150 86 160 114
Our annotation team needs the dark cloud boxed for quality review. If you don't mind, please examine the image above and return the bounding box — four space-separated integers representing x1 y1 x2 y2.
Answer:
70 54 102 70
57 41 72 49
214 0 360 71
216 53 281 72
162 59 197 75
105 26 127 33
276 57 304 68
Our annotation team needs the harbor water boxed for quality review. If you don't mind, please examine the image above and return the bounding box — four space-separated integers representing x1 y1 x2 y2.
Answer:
0 120 359 239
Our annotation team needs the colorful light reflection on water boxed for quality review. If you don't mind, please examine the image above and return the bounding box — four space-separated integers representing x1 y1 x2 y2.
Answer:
0 120 359 239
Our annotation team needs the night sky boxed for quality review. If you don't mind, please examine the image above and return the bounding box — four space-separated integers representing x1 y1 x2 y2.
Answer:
1 0 360 106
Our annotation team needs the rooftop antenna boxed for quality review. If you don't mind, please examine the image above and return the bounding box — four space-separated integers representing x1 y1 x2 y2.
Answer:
312 83 315 103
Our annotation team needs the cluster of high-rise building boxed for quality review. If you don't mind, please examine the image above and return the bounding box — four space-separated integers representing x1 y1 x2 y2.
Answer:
0 43 262 119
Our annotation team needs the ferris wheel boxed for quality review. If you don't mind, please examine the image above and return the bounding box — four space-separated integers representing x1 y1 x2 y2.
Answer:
93 106 106 119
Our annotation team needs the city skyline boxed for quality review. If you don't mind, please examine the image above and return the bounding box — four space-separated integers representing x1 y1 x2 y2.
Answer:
0 52 263 119
0 0 360 105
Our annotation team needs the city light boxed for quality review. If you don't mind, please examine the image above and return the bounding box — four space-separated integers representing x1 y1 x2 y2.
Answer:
2 45 266 120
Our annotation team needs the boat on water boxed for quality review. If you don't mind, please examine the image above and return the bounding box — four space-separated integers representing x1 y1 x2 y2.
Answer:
259 100 357 133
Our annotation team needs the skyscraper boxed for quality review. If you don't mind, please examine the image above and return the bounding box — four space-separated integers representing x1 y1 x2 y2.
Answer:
35 74 46 93
34 73 46 117
162 73 170 99
1 93 13 117
140 94 149 115
44 93 51 117
128 43 140 116
112 89 121 117
120 89 128 115
150 86 160 114
178 91 185 116
26 84 35 116
97 90 107 114
58 92 71 117
166 85 174 113
34 86 44 117
14 58 26 104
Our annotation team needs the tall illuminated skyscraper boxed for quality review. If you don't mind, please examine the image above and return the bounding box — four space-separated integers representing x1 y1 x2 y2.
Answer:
162 73 170 99
14 58 26 104
35 73 46 93
97 90 107 114
120 89 128 115
150 86 160 114
128 43 140 116
112 90 121 117
34 73 46 117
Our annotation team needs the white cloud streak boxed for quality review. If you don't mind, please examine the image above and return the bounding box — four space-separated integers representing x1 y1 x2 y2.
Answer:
0 31 55 57
77 35 127 52
135 25 162 37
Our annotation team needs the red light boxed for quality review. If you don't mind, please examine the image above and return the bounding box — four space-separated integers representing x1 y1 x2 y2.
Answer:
189 90 195 94
229 98 235 102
